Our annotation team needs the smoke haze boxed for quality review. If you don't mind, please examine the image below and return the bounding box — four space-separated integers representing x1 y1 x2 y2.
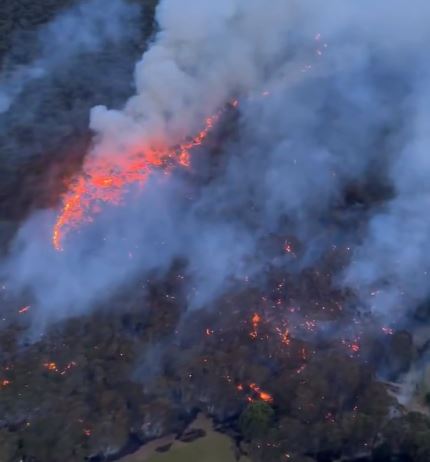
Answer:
2 0 430 329
0 0 138 114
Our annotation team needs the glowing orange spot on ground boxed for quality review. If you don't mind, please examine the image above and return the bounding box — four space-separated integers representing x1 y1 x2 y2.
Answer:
43 361 77 375
275 327 290 345
249 383 273 403
43 362 58 372
18 305 31 314
284 241 293 253
250 313 261 339
351 343 360 353
259 391 273 403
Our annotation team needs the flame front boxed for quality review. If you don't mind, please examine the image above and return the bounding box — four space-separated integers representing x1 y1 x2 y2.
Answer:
52 113 220 251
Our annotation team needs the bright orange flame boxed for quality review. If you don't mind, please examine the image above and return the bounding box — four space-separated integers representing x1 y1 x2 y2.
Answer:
249 383 273 403
43 362 58 372
52 112 221 251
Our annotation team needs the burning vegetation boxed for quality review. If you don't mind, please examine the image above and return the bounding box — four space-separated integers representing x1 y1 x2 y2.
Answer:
52 111 221 251
0 247 427 462
3 0 430 462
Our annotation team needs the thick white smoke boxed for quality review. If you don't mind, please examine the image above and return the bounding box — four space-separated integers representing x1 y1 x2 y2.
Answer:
344 72 430 322
89 0 294 156
3 0 430 328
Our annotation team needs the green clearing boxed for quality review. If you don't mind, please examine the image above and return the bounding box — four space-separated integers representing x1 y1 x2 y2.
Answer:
121 417 250 462
145 431 248 462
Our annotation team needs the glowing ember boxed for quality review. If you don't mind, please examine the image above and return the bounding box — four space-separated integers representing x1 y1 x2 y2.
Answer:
43 362 59 372
275 327 290 345
250 313 261 340
350 343 360 353
249 383 273 403
235 382 273 403
303 319 317 332
60 361 77 375
296 364 306 374
43 361 77 375
18 305 31 314
341 339 361 355
52 112 221 250
284 241 293 253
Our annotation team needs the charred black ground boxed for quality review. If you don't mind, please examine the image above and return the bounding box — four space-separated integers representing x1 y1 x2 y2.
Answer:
1 2 430 462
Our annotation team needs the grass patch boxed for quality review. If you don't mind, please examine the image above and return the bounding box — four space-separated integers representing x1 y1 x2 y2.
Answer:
123 428 249 462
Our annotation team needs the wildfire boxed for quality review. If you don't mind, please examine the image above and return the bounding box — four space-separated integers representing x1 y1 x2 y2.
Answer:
275 327 290 345
0 379 11 388
18 305 31 314
249 383 273 403
250 313 261 340
43 362 58 372
341 338 361 356
236 382 273 404
43 361 77 375
350 343 360 353
52 112 221 250
60 361 77 375
284 241 293 253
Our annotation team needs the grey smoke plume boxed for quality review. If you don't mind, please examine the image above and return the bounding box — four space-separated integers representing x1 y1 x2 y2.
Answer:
0 0 137 113
3 0 430 327
344 75 430 322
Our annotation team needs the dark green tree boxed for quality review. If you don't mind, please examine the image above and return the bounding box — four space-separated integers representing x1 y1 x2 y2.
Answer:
239 401 274 441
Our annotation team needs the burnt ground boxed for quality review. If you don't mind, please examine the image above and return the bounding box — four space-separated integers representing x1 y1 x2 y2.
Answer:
1 1 430 462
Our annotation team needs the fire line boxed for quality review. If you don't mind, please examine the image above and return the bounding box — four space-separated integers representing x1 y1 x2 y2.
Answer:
52 111 222 251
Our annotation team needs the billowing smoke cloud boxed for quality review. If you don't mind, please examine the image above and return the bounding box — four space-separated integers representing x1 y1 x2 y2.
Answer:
3 0 430 328
0 0 138 113
342 66 430 321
